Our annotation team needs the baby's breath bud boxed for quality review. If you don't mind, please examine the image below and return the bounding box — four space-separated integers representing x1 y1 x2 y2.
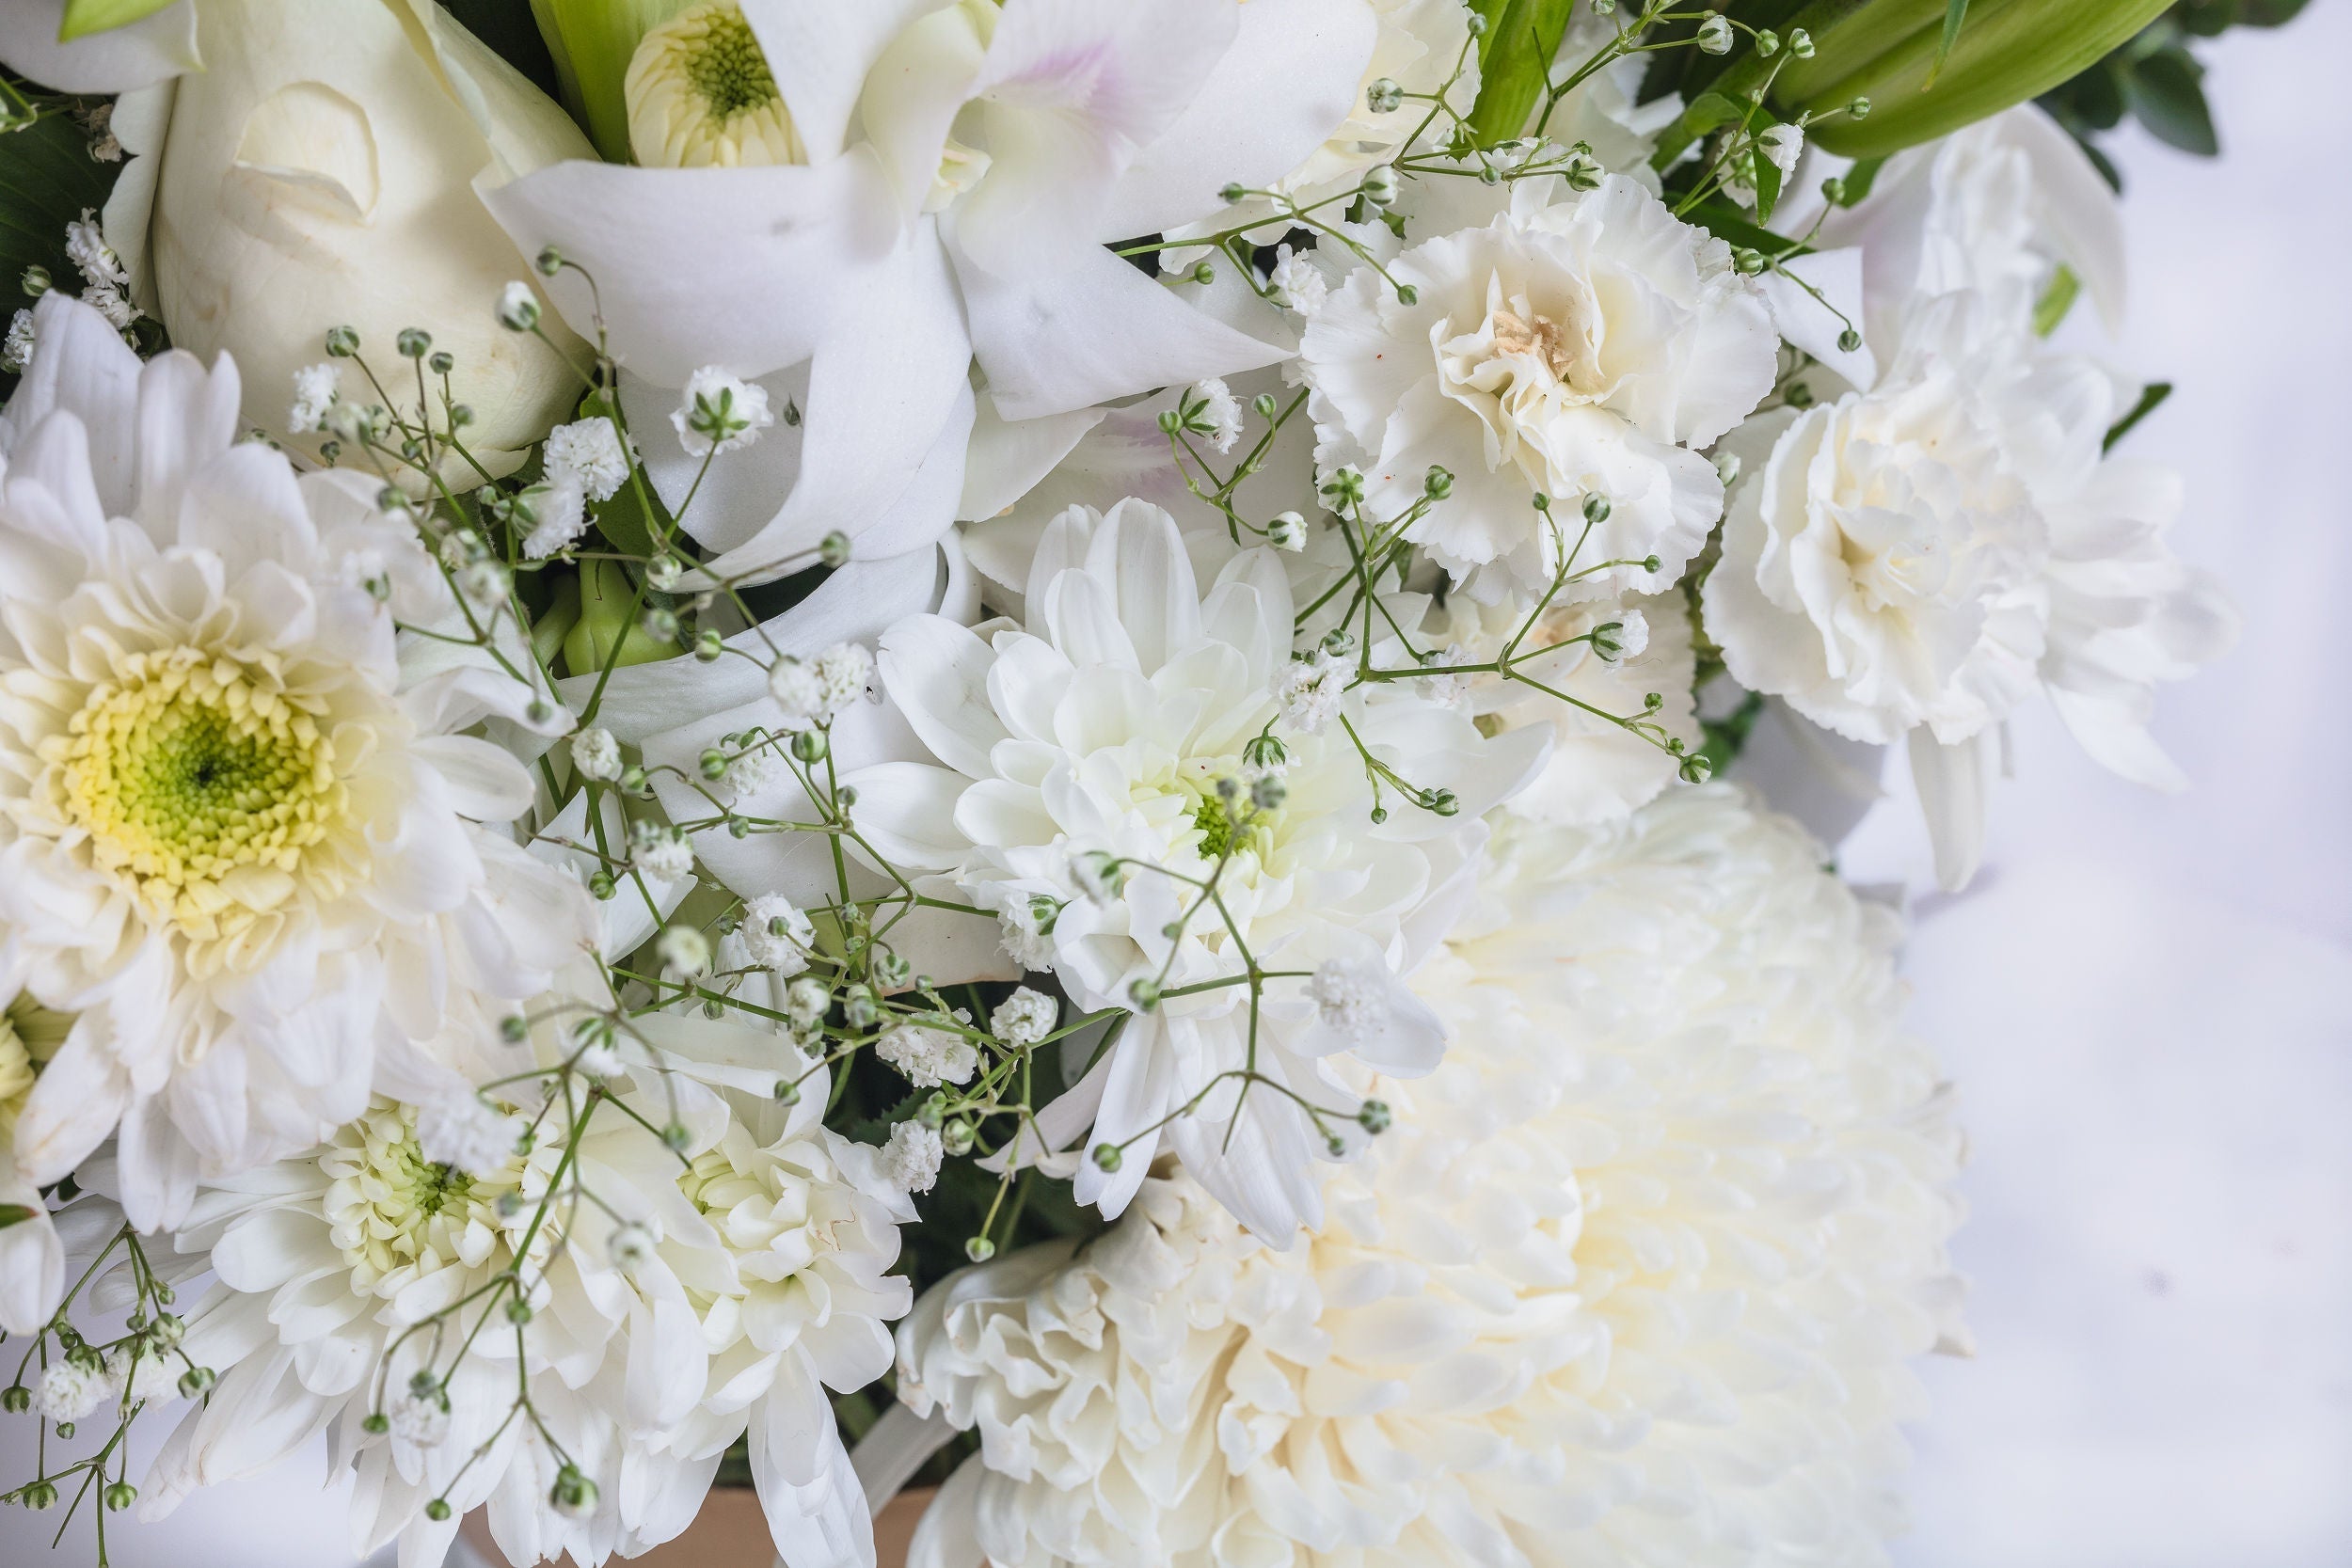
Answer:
1265 510 1307 552
1249 772 1287 813
1395 282 1419 306
1788 26 1814 57
499 1013 530 1044
1219 181 1247 203
1582 493 1612 525
22 1481 57 1511
700 747 729 780
589 870 616 900
694 627 724 661
645 553 684 592
843 985 880 1029
396 327 431 358
943 1119 976 1157
325 324 360 356
1424 465 1453 499
1157 408 1183 436
641 606 679 643
1837 326 1863 353
1366 76 1404 113
1357 1099 1391 1134
1091 1142 1123 1173
1642 554 1662 573
1713 451 1742 485
1127 977 1161 1011
1849 96 1871 119
964 1235 995 1262
1428 788 1459 816
505 1297 533 1324
495 281 540 331
1733 247 1767 276
1251 390 1279 420
818 530 851 567
1190 261 1215 286
1243 732 1288 771
362 1412 390 1434
103 1482 136 1513
534 245 564 277
790 728 829 763
1 1386 26 1414
1695 14 1733 53
425 1498 453 1523
1754 28 1779 55
428 350 454 374
1359 165 1398 206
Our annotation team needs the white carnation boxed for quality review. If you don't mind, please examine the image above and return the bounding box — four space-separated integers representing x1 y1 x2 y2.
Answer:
897 785 1966 1567
1301 174 1776 600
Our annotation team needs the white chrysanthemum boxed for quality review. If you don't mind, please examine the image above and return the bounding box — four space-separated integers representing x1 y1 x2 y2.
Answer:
1301 174 1776 601
626 0 805 169
896 784 1966 1568
1426 587 1701 825
0 295 588 1229
862 499 1548 1234
543 416 635 503
0 997 69 1335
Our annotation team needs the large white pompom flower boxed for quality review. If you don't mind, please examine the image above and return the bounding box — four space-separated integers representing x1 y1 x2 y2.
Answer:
0 294 587 1229
1301 173 1776 601
861 498 1548 1236
893 784 1965 1568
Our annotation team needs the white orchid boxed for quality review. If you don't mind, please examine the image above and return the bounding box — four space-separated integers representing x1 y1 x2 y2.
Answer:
485 0 1377 589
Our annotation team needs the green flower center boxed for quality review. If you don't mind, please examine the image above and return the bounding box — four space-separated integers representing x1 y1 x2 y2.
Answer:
57 649 344 928
401 1139 474 1219
681 3 778 117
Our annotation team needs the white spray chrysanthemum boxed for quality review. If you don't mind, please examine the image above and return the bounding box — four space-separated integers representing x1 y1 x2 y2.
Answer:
894 784 1966 1568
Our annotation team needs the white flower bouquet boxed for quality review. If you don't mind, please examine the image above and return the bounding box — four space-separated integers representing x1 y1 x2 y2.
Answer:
0 0 2278 1563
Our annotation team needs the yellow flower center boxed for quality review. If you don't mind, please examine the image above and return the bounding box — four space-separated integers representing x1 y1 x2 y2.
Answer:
627 0 804 168
0 999 69 1144
56 648 347 933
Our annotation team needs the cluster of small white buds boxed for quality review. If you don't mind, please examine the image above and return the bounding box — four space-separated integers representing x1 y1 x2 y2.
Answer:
881 1120 944 1195
877 1013 978 1088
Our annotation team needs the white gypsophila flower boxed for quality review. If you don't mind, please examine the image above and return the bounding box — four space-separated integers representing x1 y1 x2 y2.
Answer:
542 417 634 503
0 295 588 1231
454 556 514 611
989 988 1058 1049
1272 647 1348 736
1760 120 1804 178
895 784 1966 1568
1267 244 1328 316
863 499 1548 1234
572 1034 624 1081
673 365 773 456
625 0 805 168
1301 173 1776 601
34 1358 108 1423
1704 296 2233 889
766 656 830 730
1 308 34 373
79 281 137 332
389 1394 451 1452
1306 957 1385 1043
813 641 875 713
875 1017 978 1090
784 976 831 1028
495 278 541 331
519 474 590 560
412 1092 521 1177
571 726 624 783
287 361 340 435
629 821 696 883
1189 377 1242 454
880 1121 944 1196
739 894 814 974
65 208 125 291
716 737 786 803
993 896 1058 972
607 1221 656 1274
1425 587 1700 826
658 923 712 978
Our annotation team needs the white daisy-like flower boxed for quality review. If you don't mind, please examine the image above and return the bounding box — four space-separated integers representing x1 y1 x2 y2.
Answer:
880 1120 944 1196
1425 587 1701 826
895 784 1966 1568
739 894 814 974
989 988 1057 1049
673 365 773 456
287 362 340 435
1300 173 1776 601
0 295 588 1230
861 499 1549 1234
876 1017 978 1090
542 416 635 503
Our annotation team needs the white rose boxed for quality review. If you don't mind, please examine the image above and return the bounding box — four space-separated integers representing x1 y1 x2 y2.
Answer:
100 0 594 477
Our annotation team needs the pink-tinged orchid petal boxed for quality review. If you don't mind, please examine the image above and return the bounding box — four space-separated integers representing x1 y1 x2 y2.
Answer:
1101 0 1378 241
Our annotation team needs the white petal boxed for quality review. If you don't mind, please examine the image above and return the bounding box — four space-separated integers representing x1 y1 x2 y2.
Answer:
0 0 199 93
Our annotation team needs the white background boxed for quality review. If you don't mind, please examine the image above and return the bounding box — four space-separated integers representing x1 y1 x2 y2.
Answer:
4 12 2348 1567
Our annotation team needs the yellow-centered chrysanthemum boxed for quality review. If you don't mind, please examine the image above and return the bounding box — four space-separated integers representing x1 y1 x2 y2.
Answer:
0 294 589 1231
626 0 803 168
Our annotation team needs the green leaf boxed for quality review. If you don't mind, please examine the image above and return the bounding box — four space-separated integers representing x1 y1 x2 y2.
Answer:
1462 0 1577 146
1751 134 1784 224
2031 263 2080 337
0 101 125 399
2124 48 2217 154
1926 0 1971 87
1836 154 1885 205
0 1203 37 1228
2238 0 2312 24
1683 90 1749 135
2102 380 2171 452
530 0 696 162
57 0 178 41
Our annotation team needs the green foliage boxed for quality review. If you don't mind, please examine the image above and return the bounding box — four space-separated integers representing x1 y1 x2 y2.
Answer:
57 0 178 40
528 0 697 162
1465 0 1580 145
2036 0 2306 184
0 91 125 399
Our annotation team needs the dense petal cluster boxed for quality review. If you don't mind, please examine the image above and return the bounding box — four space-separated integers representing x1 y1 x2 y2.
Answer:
896 784 1965 1568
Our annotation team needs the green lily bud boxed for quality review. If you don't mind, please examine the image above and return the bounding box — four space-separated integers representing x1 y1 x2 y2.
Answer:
1774 0 2173 160
561 559 677 676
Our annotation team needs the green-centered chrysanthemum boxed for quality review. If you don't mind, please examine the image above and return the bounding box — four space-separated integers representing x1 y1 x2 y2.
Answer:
52 647 349 934
323 1102 528 1290
625 0 803 168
